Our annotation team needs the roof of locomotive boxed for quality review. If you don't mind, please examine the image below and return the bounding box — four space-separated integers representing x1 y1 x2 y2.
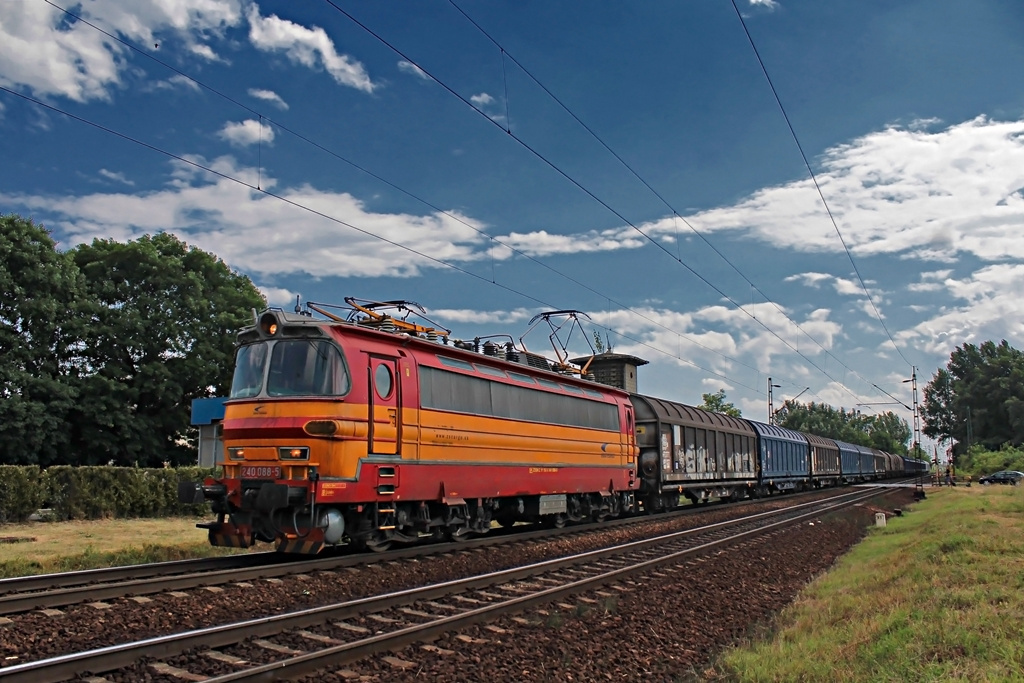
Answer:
242 307 631 401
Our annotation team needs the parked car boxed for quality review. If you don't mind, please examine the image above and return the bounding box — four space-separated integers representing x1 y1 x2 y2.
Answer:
978 470 1024 485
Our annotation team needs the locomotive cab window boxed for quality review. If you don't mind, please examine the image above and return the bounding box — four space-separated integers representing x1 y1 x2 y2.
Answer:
230 343 268 398
267 340 350 397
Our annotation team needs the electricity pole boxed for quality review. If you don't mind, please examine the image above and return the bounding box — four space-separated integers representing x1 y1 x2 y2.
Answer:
768 377 781 424
902 367 921 458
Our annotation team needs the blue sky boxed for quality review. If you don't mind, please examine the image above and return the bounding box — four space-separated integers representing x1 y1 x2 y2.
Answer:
3 0 1024 450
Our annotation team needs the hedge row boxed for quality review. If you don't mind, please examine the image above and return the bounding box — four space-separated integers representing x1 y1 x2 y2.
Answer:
0 466 217 523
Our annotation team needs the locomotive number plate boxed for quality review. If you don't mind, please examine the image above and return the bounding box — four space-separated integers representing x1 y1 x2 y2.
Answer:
240 465 282 479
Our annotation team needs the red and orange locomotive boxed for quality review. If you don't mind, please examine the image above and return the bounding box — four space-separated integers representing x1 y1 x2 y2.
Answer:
183 299 639 553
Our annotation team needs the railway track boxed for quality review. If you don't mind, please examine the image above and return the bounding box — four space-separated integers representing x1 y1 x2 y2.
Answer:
0 486 896 683
0 552 285 610
0 513 656 616
0 486 857 616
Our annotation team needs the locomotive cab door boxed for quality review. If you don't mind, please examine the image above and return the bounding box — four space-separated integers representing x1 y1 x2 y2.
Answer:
368 356 401 456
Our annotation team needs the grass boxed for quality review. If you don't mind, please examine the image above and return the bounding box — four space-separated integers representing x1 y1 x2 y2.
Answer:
713 485 1024 682
0 517 260 578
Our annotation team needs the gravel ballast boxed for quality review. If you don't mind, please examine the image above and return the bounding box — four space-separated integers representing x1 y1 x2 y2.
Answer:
0 487 914 681
301 494 913 682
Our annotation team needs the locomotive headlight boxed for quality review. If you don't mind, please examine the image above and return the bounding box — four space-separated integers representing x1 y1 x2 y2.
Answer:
228 447 246 460
259 312 280 336
279 446 309 460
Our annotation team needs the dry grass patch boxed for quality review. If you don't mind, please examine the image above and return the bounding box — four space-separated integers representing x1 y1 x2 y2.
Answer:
0 517 263 577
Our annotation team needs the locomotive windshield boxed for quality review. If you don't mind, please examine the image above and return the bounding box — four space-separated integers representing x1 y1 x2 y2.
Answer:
230 343 268 398
229 340 350 398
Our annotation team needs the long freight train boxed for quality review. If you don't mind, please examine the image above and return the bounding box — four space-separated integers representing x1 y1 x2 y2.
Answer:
181 299 927 554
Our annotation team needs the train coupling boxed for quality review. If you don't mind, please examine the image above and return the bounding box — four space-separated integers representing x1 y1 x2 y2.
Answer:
178 481 226 505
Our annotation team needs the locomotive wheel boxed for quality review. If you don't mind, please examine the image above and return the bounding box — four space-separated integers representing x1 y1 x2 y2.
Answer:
609 494 622 518
548 514 567 529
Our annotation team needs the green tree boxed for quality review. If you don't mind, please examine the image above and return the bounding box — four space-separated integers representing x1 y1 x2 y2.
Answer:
923 341 1024 462
698 389 741 417
69 233 266 466
0 215 84 465
921 367 955 445
776 401 862 444
865 410 912 455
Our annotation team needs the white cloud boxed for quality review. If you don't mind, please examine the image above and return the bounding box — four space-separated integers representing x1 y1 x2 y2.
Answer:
896 264 1024 355
0 1 242 101
783 271 868 297
785 272 832 288
906 268 953 292
492 227 646 257
921 269 953 281
700 379 735 392
0 155 490 279
259 285 295 307
588 301 840 381
470 93 494 107
749 0 779 8
98 169 134 186
679 116 1024 264
0 3 125 102
397 60 430 80
248 88 288 109
431 308 534 324
188 43 222 62
246 6 375 93
218 119 274 147
832 276 865 296
153 74 200 92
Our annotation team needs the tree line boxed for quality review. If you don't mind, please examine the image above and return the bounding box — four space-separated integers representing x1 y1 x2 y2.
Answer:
1 214 265 467
775 401 912 455
922 340 1024 468
6 211 1018 470
700 337 1024 467
699 389 913 455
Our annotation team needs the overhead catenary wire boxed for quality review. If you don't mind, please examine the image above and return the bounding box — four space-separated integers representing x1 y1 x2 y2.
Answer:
0 84 760 393
446 0 916 408
729 0 916 372
31 0 903 407
40 0 768 384
320 0 884 406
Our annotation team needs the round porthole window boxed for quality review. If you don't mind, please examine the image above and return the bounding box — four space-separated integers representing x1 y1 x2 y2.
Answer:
374 364 393 399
